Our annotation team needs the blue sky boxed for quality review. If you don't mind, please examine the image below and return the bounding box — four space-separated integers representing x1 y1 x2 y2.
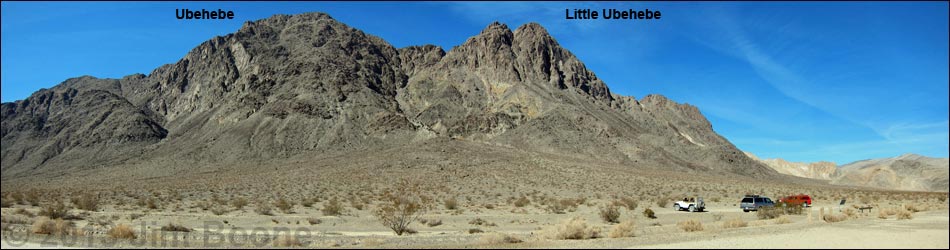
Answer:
2 2 947 165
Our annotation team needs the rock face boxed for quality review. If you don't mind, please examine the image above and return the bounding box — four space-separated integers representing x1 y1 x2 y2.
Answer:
1 12 777 179
744 152 839 180
833 154 949 192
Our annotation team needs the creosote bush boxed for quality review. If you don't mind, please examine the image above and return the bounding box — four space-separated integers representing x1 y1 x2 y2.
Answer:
478 232 523 244
513 196 530 208
254 201 273 216
160 223 192 232
897 210 913 220
72 193 99 212
32 217 79 235
642 208 656 219
323 198 345 216
109 224 137 239
444 197 458 210
722 217 747 228
608 219 636 238
275 198 293 214
544 217 600 240
599 204 621 223
677 219 703 232
39 201 68 220
231 197 249 210
373 180 428 236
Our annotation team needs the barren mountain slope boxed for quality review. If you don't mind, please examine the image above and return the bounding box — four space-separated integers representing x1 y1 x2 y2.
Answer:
833 154 949 192
1 12 777 181
744 152 838 180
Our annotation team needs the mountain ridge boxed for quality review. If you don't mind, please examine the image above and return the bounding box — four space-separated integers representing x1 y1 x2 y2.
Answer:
746 151 949 192
1 12 778 181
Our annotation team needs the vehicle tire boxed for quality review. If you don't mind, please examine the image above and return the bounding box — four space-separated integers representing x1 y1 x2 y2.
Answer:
674 204 681 211
688 205 695 212
743 209 749 213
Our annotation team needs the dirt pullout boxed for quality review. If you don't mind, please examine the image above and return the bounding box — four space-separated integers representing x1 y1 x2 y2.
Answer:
631 210 949 249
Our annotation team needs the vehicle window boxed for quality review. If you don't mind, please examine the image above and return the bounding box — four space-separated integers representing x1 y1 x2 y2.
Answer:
754 198 762 203
742 198 752 203
765 198 773 203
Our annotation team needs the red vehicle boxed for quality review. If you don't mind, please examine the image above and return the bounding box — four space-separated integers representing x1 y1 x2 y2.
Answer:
778 194 812 207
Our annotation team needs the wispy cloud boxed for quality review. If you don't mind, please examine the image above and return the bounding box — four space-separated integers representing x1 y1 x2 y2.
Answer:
682 5 948 162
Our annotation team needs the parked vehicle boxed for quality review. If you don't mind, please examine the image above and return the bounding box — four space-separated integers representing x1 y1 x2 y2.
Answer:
740 195 774 212
673 196 705 212
778 194 812 207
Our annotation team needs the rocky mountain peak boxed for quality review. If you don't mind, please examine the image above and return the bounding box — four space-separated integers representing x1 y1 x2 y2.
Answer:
2 12 779 180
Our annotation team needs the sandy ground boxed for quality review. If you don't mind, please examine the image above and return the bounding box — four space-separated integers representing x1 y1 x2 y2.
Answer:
632 210 950 249
3 205 947 249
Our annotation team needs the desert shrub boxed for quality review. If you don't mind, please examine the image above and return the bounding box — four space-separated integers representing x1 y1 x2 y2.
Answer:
877 210 889 219
1 197 11 208
756 206 782 220
546 198 578 214
32 217 78 235
322 198 344 216
1 215 30 225
211 206 229 216
160 223 192 232
469 218 496 226
642 208 656 219
145 198 159 210
483 203 495 209
39 201 68 220
903 203 920 213
722 218 747 228
231 197 249 210
468 228 484 234
841 208 857 219
72 193 98 212
774 216 792 224
655 198 669 208
373 194 427 236
351 200 365 210
599 204 621 223
307 218 322 225
478 232 523 244
544 217 600 240
129 213 144 221
108 224 137 239
426 219 442 227
14 208 35 217
300 198 316 208
822 208 847 223
617 197 638 211
883 207 899 216
254 201 273 216
775 202 803 215
608 219 636 238
712 213 724 222
275 198 294 214
24 191 40 206
897 210 913 220
677 219 704 232
274 235 303 247
444 197 458 210
513 196 530 207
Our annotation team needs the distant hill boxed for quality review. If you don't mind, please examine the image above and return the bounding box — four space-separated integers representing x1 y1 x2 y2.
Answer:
833 154 949 192
747 152 949 192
